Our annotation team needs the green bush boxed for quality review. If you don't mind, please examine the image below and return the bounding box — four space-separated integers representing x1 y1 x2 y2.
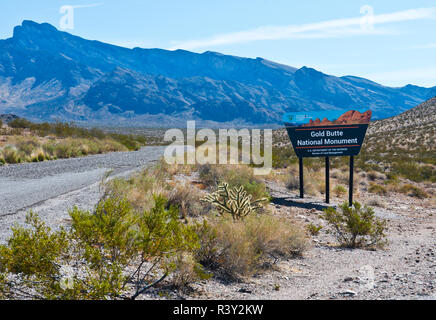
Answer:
368 183 388 196
0 196 202 299
333 185 347 197
8 118 32 129
271 146 296 168
1 147 21 164
398 184 429 199
306 223 323 236
321 202 387 248
392 162 435 183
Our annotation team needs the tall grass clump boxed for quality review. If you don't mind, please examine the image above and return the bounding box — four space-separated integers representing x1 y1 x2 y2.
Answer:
195 215 308 279
1 146 21 164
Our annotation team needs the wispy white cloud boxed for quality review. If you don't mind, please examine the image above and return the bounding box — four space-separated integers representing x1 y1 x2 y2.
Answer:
410 42 436 49
72 3 104 9
170 7 436 50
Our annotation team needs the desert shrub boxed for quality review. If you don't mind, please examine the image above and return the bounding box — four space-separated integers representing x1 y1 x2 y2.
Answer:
202 183 268 221
108 133 143 151
198 164 221 187
367 170 381 181
368 183 388 196
103 161 194 214
194 215 308 279
8 118 32 129
1 146 21 164
2 118 146 164
197 164 270 199
392 162 435 183
0 196 202 300
14 138 40 156
105 175 162 212
271 146 297 168
286 174 299 190
306 223 323 236
54 143 74 158
398 184 429 199
333 185 347 197
29 148 46 162
170 252 210 289
321 202 387 248
331 169 346 181
241 181 270 201
243 215 309 258
168 183 208 218
366 198 387 208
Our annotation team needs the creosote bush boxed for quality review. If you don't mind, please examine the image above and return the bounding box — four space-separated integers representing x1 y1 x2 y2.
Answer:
333 185 347 197
306 223 323 236
398 184 429 199
0 196 203 299
368 183 388 196
321 202 387 249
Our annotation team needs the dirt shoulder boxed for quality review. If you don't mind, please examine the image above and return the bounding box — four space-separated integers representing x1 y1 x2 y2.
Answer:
145 180 436 300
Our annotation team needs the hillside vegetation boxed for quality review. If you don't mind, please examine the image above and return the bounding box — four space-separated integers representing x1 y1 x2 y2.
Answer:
0 117 146 164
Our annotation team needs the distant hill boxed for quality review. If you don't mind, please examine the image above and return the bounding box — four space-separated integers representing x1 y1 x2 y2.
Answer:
368 96 436 135
365 96 436 155
1 20 435 126
0 114 19 123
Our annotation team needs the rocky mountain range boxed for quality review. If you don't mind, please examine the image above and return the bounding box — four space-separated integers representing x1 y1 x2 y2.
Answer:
1 20 436 127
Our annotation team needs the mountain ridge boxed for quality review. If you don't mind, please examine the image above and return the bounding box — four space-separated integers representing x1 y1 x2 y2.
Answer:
1 20 435 126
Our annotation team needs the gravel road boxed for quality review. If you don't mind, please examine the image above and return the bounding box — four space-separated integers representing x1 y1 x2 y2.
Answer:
0 146 165 243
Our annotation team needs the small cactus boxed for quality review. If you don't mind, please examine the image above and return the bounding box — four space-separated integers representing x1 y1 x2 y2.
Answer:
201 182 268 220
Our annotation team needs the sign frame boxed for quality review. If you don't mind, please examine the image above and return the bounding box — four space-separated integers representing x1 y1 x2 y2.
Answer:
283 109 372 205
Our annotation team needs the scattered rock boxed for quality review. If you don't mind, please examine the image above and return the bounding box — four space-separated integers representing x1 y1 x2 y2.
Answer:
340 290 357 296
238 288 252 294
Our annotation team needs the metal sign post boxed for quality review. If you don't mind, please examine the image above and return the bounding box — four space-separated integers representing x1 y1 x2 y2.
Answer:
325 157 330 204
299 156 304 198
349 156 354 206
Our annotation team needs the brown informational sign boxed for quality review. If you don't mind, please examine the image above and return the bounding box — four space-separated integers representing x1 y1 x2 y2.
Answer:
283 109 372 158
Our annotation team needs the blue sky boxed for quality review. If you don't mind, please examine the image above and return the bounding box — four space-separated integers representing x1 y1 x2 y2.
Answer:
1 0 436 87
